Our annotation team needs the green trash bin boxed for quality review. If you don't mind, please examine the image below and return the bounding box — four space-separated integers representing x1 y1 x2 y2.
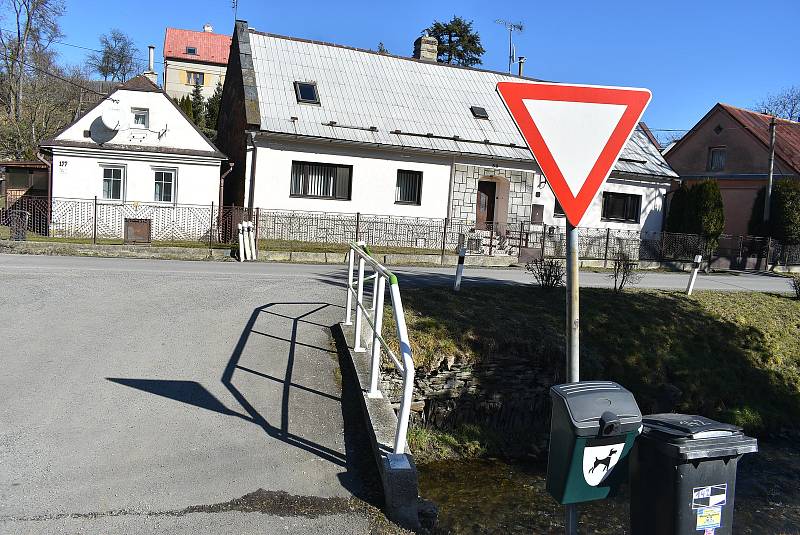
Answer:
546 381 642 504
629 414 757 535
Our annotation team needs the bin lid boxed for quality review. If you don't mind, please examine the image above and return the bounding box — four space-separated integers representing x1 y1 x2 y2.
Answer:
550 381 642 437
641 413 758 461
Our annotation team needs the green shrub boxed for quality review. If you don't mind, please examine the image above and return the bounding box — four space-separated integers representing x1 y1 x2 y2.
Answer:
771 180 800 244
665 183 691 233
666 180 725 243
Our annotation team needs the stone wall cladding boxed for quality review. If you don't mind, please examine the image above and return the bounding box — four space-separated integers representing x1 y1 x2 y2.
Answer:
450 164 542 225
381 352 561 454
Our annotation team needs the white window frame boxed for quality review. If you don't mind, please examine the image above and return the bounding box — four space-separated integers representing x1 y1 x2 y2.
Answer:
131 108 149 129
100 164 126 202
153 167 177 204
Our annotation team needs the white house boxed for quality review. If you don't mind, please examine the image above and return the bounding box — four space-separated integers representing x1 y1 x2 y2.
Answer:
38 75 227 240
216 21 677 249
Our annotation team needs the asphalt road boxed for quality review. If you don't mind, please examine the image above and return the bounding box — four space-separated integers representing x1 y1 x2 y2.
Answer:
0 255 792 533
0 254 398 534
0 254 793 293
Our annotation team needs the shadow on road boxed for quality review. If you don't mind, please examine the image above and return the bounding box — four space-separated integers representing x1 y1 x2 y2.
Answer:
107 301 383 506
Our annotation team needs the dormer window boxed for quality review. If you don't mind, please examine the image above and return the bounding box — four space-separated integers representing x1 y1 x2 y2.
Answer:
131 108 149 129
186 46 197 55
294 81 320 104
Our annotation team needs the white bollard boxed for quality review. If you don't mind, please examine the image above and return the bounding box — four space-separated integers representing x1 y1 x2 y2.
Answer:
237 223 245 262
247 221 257 260
686 254 703 295
243 222 253 261
454 247 466 291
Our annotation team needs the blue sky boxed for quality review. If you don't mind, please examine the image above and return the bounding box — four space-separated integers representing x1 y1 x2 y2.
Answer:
45 0 799 135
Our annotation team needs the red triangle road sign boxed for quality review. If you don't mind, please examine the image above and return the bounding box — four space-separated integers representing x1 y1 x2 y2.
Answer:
497 81 651 227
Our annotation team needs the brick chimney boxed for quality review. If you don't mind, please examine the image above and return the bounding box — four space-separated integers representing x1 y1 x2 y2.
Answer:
413 34 438 62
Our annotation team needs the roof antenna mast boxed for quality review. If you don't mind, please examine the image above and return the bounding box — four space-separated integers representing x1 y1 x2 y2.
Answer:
232 0 238 20
495 19 524 74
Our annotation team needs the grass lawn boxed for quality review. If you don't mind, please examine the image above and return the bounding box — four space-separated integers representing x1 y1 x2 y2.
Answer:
386 286 800 436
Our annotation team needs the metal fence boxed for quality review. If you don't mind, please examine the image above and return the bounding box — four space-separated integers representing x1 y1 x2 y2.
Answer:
2 194 798 267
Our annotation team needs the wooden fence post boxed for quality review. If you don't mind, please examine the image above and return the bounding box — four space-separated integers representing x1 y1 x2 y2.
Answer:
603 228 611 268
355 212 361 242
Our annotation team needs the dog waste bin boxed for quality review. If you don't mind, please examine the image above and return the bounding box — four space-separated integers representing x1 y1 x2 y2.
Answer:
630 413 758 535
546 381 642 504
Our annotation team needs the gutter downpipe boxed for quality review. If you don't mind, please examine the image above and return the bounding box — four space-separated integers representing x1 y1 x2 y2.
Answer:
36 150 52 236
247 132 258 220
443 156 457 264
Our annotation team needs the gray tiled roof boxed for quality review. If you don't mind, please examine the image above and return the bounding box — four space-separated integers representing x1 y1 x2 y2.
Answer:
248 30 677 178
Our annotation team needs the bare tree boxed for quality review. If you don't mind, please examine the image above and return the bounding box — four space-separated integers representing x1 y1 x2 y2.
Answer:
0 49 85 159
87 29 141 82
754 86 800 122
0 0 65 120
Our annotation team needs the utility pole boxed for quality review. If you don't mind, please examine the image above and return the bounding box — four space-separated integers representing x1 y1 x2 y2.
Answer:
764 116 776 223
495 19 524 74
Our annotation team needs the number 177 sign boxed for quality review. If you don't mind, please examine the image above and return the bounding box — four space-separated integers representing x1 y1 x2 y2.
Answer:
497 82 651 227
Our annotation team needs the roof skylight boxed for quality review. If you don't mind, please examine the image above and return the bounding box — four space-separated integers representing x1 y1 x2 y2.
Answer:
470 106 489 119
294 81 320 105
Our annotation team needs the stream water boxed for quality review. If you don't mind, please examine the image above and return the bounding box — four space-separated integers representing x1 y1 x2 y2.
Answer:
417 441 800 534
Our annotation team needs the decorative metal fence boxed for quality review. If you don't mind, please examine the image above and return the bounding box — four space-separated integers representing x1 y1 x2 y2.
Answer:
1 194 797 268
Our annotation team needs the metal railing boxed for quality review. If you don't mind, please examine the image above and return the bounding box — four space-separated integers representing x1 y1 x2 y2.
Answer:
344 241 415 455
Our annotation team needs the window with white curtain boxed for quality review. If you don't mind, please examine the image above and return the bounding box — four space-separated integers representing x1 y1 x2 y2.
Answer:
395 170 422 205
290 161 352 200
708 147 726 171
154 169 175 202
102 166 124 200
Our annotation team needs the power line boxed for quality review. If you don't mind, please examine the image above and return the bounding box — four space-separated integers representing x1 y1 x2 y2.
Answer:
0 52 108 96
0 27 152 64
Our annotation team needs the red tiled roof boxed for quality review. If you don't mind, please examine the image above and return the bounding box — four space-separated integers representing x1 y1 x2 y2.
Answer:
720 103 800 175
164 28 231 65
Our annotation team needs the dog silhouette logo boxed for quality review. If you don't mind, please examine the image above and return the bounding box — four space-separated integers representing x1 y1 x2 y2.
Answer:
583 443 624 486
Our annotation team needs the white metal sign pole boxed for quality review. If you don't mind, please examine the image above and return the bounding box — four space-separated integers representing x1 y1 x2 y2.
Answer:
565 220 580 535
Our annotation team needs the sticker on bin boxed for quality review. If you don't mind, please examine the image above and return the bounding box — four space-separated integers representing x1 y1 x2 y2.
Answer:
582 442 624 486
695 506 722 530
692 484 727 509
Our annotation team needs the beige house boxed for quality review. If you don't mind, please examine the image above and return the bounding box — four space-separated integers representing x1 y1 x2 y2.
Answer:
163 25 231 100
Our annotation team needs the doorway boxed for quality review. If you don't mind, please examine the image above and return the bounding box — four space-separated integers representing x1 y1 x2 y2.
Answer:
476 181 496 230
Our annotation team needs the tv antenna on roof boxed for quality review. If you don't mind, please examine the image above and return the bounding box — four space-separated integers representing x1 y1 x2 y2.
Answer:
495 19 524 74
232 0 238 20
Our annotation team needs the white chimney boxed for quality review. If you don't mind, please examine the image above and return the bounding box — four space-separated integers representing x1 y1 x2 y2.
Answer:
203 23 213 33
143 45 158 84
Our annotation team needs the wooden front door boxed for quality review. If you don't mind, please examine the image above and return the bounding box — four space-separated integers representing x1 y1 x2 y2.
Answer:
476 181 496 230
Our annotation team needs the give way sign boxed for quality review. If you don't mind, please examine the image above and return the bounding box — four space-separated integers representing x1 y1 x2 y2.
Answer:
497 81 651 227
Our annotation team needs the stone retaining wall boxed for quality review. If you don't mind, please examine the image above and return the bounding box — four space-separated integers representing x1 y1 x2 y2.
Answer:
381 351 562 455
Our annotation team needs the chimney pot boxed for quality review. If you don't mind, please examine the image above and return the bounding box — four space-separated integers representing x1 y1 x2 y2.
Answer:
203 23 213 33
413 35 438 62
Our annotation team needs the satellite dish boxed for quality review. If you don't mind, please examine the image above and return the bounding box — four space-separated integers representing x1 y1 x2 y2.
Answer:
101 105 125 130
